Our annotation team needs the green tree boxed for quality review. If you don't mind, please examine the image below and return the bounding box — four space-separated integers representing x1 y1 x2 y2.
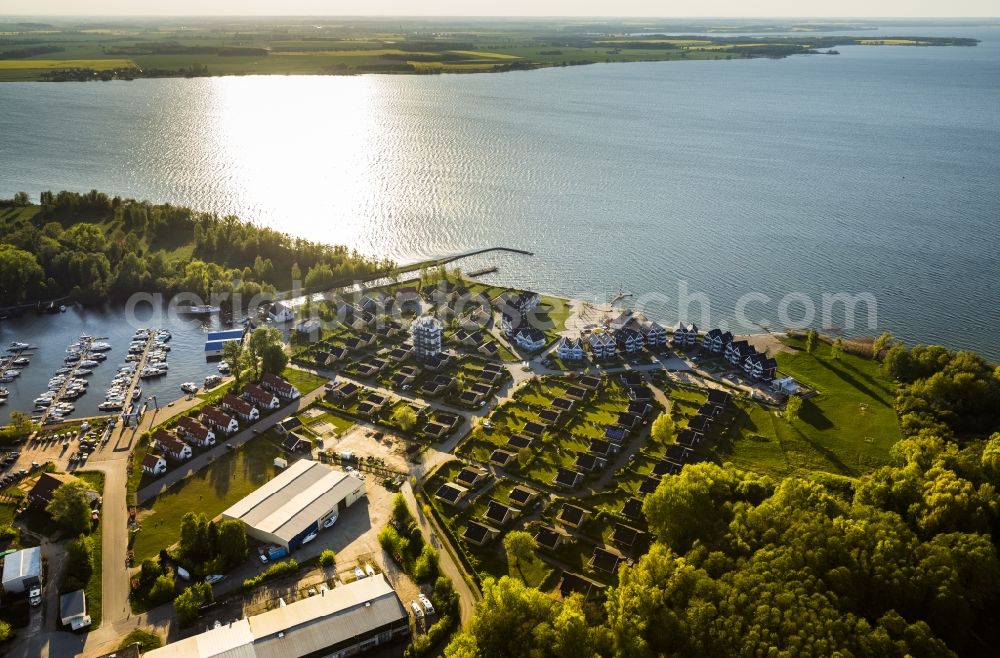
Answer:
246 326 286 380
8 410 37 438
46 481 93 536
650 412 676 445
62 536 94 592
872 330 898 360
805 329 819 354
217 519 248 569
784 394 802 423
831 336 844 360
148 574 176 606
0 245 44 304
174 582 213 626
0 619 11 642
178 512 211 563
503 531 538 583
392 405 418 432
259 342 288 376
220 340 246 389
413 545 440 583
445 576 562 658
319 549 336 567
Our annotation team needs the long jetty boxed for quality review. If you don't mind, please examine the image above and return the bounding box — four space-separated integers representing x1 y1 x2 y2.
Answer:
120 331 158 420
273 246 534 302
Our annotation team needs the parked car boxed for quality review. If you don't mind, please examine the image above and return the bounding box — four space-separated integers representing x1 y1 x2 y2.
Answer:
354 567 366 580
205 574 226 584
259 554 269 564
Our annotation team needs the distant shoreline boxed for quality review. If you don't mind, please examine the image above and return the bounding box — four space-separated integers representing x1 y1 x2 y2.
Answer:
0 23 978 83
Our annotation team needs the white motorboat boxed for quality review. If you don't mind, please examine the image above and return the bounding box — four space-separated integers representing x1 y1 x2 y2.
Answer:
177 304 220 315
11 357 30 366
322 514 338 529
302 531 318 545
8 342 33 350
99 400 124 411
90 342 112 352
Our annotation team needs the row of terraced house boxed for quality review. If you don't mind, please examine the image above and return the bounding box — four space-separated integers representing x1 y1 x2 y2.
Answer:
142 373 301 476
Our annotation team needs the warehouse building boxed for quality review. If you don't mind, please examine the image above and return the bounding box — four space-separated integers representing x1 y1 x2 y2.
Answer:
221 459 366 552
2 546 42 594
145 575 409 658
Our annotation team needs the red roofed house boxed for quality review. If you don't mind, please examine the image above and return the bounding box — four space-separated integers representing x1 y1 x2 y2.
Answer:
176 415 216 447
262 373 300 400
153 429 192 461
202 407 239 435
243 384 280 410
143 454 167 475
222 394 260 423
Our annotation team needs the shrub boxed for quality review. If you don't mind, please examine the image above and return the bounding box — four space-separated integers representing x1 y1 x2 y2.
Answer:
413 545 440 583
62 535 93 593
148 574 176 606
174 582 213 627
242 559 298 590
404 614 455 658
119 628 162 652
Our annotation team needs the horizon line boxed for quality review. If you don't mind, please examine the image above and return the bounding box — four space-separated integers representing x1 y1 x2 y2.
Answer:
1 14 999 20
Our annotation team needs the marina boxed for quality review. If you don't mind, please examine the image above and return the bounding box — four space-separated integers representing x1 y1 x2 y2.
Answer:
34 335 108 425
0 304 237 423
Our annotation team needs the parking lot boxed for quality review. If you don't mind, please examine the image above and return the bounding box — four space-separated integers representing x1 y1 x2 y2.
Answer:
191 478 427 634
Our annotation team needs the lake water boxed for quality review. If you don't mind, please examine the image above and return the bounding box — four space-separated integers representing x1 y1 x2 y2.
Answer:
1 23 998 419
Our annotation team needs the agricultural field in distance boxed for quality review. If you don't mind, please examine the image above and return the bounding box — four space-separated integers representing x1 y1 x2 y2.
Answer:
0 17 978 81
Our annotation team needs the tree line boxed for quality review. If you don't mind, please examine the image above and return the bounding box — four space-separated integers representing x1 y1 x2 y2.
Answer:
0 190 392 306
447 433 1000 657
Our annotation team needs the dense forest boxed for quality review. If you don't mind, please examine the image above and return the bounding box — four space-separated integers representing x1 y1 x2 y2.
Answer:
0 190 392 307
446 340 1000 657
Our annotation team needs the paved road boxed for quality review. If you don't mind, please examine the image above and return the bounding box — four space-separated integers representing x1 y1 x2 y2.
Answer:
402 483 479 624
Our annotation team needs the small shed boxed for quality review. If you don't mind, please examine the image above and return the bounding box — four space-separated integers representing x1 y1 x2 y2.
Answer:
60 589 91 629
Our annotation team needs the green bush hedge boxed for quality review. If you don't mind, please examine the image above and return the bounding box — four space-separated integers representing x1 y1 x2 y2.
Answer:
242 559 298 590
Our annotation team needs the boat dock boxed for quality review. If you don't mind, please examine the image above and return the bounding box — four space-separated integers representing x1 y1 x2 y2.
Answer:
467 266 499 277
0 344 35 384
121 333 156 418
36 336 107 425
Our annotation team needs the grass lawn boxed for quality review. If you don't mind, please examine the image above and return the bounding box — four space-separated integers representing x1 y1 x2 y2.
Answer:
282 366 328 395
725 338 901 479
131 433 283 562
76 471 104 628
